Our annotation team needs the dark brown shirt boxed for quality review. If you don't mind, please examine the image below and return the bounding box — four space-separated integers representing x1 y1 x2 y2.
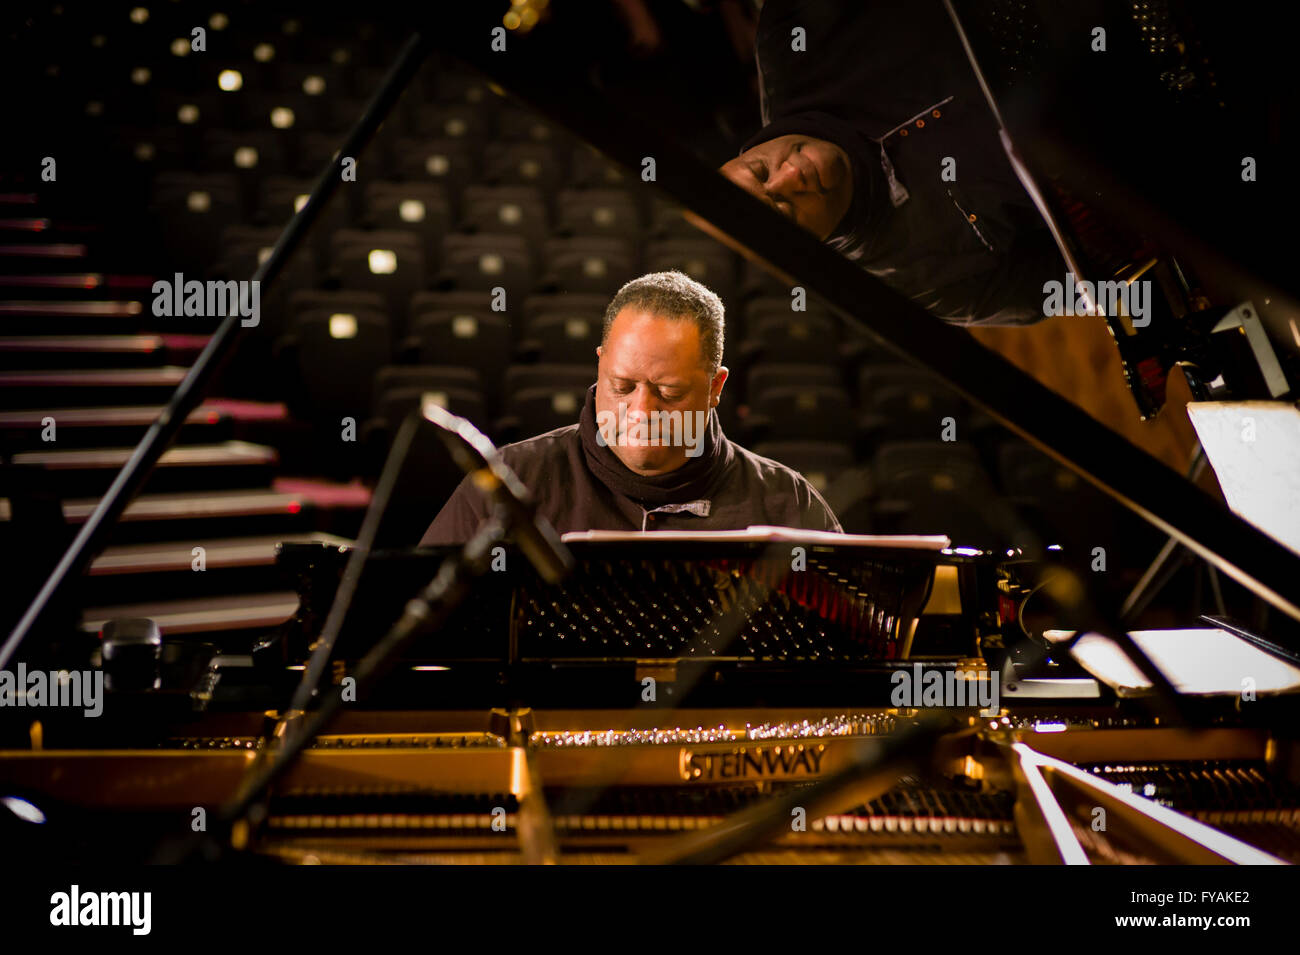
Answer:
420 415 842 545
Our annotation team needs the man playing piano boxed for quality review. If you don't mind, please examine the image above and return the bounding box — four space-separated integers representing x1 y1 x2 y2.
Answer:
420 271 841 544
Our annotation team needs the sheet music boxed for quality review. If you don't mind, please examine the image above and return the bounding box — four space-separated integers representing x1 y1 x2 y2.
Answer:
560 527 952 549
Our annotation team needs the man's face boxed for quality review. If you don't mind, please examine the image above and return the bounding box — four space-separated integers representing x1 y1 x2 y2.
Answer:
719 134 854 240
595 307 728 476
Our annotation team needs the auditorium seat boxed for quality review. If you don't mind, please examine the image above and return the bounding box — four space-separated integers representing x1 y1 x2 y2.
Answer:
858 364 967 441
240 89 325 136
498 363 592 441
503 363 593 398
744 295 835 337
431 71 497 110
554 188 641 239
259 176 352 256
459 185 549 247
495 105 564 145
745 383 855 443
740 259 795 299
218 225 319 332
149 172 242 271
403 292 513 400
438 233 534 300
519 309 603 365
482 142 564 192
361 181 451 263
569 144 629 188
287 289 388 331
743 312 842 366
408 103 489 145
501 385 587 442
276 60 353 100
996 439 1126 554
645 238 737 305
156 90 235 135
746 363 844 403
109 125 185 173
372 365 483 405
519 294 606 363
393 137 477 198
278 299 392 420
649 198 702 238
328 229 425 331
296 129 392 180
871 440 1016 547
751 441 855 495
324 95 377 133
200 127 295 191
367 365 488 442
369 383 489 439
540 237 636 295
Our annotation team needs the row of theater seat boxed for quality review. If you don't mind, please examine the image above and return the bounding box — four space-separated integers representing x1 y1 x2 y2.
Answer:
144 168 743 317
111 120 620 193
250 287 862 361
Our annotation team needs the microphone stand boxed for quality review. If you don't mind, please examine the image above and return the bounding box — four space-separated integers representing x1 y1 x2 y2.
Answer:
157 404 572 861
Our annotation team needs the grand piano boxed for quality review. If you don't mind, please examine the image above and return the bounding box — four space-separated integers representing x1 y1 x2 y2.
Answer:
3 1 1300 868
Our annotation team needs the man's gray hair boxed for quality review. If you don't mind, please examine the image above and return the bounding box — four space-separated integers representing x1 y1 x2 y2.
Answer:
601 271 725 372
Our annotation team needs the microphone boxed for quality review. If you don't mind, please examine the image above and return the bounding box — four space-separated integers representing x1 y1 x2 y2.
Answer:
421 396 573 584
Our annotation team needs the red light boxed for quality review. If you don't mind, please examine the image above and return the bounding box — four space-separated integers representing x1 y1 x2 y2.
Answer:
287 500 302 514
207 412 219 423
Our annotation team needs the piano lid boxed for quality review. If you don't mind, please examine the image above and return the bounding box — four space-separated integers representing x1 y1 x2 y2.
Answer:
425 3 1300 633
